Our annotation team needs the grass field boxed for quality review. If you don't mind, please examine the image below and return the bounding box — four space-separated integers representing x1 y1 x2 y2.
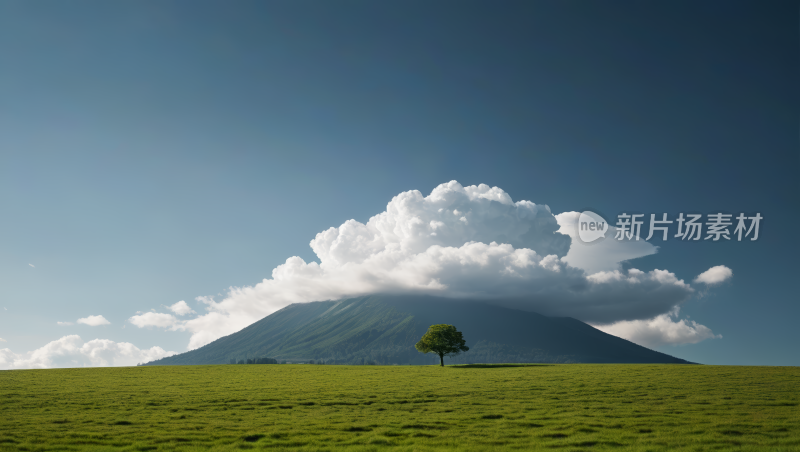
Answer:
1 364 798 451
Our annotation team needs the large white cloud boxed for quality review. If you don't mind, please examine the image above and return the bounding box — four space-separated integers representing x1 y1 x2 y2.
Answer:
130 181 719 350
0 335 175 370
310 181 571 264
593 307 722 348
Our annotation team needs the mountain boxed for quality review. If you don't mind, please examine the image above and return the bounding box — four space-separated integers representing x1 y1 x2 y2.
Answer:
144 295 693 366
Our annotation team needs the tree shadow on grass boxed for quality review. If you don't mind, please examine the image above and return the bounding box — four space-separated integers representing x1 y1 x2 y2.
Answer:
450 364 555 369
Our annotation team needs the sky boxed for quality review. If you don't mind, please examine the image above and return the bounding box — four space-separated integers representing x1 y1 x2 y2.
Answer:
0 0 798 368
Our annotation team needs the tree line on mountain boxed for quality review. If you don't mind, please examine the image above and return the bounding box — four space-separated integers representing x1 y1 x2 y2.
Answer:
229 357 279 365
228 357 336 365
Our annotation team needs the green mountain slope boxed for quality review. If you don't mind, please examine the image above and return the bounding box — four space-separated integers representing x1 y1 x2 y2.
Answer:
144 295 692 366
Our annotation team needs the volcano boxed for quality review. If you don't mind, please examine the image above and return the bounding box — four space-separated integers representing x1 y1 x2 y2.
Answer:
144 295 693 366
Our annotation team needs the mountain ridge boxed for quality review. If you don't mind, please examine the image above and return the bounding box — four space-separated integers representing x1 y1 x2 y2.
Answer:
144 295 693 366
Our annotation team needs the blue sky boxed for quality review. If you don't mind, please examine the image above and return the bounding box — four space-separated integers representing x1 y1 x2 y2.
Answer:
1 1 797 367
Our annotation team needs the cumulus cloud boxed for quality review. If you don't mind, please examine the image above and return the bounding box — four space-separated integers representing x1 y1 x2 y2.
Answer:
129 312 179 329
554 211 659 274
593 307 721 347
168 301 195 316
0 335 176 370
311 181 571 266
57 321 73 326
695 265 733 285
0 338 6 342
28 263 35 268
76 315 110 326
129 181 707 350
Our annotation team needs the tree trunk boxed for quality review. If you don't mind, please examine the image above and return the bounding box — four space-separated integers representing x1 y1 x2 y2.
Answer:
439 354 444 367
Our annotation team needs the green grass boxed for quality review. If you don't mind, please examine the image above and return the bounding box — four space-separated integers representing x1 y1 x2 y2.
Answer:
1 364 798 451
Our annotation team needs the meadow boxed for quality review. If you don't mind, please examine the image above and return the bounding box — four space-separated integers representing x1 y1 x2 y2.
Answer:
1 364 798 451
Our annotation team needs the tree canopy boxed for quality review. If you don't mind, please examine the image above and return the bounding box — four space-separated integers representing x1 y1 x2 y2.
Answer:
415 324 469 366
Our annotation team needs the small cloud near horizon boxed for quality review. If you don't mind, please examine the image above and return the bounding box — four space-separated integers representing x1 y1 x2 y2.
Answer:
28 263 35 268
694 265 733 285
593 307 722 348
167 300 195 316
57 321 74 326
76 315 110 326
0 335 176 370
129 312 180 330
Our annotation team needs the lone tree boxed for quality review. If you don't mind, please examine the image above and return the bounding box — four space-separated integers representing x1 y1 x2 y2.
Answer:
415 324 469 367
